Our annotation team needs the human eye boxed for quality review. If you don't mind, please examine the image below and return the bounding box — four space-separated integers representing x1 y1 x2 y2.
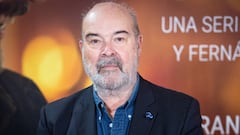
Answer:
113 36 127 45
116 37 125 42
90 39 100 45
87 37 103 47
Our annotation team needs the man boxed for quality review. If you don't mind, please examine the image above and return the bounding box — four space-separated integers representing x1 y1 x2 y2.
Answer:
37 2 203 135
0 0 47 134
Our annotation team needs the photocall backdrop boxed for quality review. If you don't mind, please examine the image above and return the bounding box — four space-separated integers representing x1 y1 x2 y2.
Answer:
2 0 240 134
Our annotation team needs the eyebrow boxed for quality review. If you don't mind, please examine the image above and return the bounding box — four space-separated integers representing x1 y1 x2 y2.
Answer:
84 30 129 39
85 33 99 39
114 30 129 35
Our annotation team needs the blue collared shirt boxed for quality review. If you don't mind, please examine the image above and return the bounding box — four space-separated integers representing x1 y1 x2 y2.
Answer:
93 75 139 135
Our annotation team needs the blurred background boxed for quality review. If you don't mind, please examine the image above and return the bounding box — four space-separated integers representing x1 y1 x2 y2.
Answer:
2 0 240 134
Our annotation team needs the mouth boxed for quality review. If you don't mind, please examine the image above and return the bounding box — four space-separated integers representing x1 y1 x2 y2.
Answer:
100 64 120 71
96 57 123 73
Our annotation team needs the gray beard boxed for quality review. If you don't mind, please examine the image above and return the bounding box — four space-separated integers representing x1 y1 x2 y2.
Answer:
91 70 129 91
82 57 130 91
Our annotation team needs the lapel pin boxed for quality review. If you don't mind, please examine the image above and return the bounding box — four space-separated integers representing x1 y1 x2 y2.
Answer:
145 111 153 120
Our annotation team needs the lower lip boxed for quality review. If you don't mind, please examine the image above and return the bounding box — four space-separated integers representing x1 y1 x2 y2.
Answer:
101 66 118 70
100 64 120 70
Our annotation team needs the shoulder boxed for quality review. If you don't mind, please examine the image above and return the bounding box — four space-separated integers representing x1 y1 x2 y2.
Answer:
42 86 93 118
139 76 199 107
47 86 92 107
137 76 203 134
38 86 95 134
138 76 201 123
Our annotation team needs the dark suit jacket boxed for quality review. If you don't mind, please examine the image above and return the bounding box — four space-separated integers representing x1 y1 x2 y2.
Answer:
37 76 203 135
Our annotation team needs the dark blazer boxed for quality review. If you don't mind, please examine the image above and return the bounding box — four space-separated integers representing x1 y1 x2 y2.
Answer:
37 76 203 135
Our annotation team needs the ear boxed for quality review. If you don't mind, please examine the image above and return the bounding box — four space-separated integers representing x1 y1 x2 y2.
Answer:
137 35 143 55
79 39 83 50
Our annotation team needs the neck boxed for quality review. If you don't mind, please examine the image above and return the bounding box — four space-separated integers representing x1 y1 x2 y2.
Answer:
95 77 137 117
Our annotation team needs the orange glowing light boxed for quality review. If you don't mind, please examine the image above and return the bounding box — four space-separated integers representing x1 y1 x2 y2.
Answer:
22 34 83 102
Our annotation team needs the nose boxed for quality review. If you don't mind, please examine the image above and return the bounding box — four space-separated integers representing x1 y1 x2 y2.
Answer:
101 42 116 56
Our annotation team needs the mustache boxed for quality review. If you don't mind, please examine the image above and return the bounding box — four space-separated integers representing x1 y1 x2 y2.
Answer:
96 57 123 73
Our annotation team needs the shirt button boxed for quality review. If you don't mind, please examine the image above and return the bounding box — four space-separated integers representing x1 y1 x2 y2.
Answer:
109 123 113 128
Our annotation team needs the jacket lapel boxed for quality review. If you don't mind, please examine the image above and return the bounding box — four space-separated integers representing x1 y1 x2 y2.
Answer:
66 87 97 135
54 77 159 135
128 77 158 135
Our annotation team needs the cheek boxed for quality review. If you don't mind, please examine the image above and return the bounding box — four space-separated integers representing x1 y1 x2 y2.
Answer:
120 47 138 67
82 48 99 65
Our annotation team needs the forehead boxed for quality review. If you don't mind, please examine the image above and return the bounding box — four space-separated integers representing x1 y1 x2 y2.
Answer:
82 3 134 36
